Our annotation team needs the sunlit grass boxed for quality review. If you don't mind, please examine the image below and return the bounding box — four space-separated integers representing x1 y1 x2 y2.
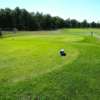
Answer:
0 29 100 100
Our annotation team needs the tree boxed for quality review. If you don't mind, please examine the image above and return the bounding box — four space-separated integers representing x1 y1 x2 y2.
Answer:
64 18 71 28
81 20 89 28
0 28 2 37
90 21 97 28
0 7 100 31
70 19 79 28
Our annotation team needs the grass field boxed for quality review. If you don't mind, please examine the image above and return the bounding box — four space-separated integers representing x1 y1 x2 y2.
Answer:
0 29 100 100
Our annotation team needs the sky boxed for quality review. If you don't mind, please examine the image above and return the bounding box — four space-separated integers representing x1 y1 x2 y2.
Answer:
0 0 100 22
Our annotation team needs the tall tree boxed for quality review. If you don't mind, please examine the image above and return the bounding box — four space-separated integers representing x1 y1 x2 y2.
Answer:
0 7 100 31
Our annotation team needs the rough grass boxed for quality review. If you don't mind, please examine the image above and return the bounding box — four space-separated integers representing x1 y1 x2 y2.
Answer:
0 29 100 100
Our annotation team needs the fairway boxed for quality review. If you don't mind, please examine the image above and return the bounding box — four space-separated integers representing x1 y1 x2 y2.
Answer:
0 29 100 100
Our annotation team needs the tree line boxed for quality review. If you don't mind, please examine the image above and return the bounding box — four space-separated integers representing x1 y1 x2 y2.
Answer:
0 7 100 31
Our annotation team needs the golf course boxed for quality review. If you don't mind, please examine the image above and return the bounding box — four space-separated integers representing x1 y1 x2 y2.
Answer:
0 29 100 100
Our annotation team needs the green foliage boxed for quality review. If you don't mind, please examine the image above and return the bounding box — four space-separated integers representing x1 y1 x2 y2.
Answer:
0 28 2 37
0 7 100 31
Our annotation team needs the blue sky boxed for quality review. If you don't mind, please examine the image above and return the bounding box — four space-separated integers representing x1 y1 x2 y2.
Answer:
0 0 100 22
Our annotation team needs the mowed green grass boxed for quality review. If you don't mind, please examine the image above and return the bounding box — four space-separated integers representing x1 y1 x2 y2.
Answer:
0 29 100 100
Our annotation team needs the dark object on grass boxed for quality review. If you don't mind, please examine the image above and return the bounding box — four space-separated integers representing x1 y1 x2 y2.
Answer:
60 49 66 56
91 32 93 37
13 28 18 34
